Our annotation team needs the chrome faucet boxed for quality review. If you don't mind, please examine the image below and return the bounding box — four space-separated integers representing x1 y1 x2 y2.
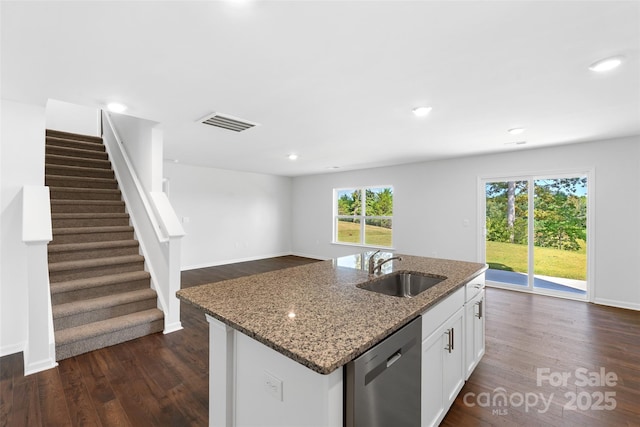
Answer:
367 250 402 275
367 250 381 274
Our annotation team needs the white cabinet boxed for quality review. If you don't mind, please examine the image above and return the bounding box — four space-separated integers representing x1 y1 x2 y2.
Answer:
421 288 465 427
464 289 485 380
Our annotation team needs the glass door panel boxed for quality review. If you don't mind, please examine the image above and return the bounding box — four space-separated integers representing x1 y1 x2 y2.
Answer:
485 180 529 288
532 177 587 296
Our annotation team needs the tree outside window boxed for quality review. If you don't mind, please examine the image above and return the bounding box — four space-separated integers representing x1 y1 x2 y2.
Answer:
334 186 393 247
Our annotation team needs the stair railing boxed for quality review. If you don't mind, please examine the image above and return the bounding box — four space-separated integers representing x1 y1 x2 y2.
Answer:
101 111 185 334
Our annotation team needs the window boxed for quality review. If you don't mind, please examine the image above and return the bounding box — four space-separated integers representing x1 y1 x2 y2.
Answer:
334 186 393 248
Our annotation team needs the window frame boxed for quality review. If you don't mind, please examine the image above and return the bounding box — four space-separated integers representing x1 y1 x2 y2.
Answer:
333 185 394 249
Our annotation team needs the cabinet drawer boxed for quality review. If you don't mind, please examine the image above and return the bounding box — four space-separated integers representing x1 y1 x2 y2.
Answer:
421 287 464 340
465 272 485 302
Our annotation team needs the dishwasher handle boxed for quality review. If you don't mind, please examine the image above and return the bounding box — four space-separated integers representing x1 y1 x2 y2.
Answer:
386 350 402 368
363 336 418 386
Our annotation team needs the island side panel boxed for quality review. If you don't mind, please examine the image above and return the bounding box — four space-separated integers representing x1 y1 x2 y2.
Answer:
207 315 236 427
234 330 343 427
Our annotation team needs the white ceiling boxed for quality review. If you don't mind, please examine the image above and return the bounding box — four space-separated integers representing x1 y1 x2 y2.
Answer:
2 1 639 177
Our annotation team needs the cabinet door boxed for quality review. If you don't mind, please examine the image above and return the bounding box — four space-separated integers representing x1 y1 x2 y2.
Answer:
421 325 446 427
464 290 486 379
421 307 465 427
442 308 465 405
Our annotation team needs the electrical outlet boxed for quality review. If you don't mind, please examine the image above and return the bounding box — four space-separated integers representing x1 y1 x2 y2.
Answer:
264 371 283 401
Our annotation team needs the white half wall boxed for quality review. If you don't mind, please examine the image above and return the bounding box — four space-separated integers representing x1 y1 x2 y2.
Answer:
0 99 47 355
108 112 163 193
164 163 293 269
291 136 640 310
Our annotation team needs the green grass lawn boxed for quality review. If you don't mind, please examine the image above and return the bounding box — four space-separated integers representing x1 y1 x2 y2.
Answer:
486 240 586 280
337 221 392 247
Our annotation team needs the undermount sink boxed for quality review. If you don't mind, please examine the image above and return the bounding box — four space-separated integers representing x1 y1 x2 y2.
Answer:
358 272 446 298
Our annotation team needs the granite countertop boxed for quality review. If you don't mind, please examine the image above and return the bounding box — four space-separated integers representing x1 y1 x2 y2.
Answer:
176 252 486 375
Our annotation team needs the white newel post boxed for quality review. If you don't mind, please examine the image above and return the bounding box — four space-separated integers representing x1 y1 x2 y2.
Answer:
149 191 186 334
206 314 235 427
22 186 57 374
164 236 183 333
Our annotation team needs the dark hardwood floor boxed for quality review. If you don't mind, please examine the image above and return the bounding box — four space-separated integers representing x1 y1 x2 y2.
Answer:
2 255 639 426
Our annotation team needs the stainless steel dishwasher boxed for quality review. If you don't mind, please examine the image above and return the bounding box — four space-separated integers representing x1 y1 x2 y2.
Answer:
345 316 421 427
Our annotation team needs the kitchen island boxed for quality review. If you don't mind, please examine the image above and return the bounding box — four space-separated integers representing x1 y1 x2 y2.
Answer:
177 252 486 426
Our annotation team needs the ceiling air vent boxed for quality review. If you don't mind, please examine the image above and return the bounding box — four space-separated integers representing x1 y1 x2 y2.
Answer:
198 112 258 132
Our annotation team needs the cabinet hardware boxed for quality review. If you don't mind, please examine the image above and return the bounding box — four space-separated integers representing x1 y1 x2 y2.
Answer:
476 300 483 319
451 327 454 351
444 328 454 353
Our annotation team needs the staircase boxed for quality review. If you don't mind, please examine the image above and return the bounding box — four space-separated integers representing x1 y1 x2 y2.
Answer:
45 129 164 360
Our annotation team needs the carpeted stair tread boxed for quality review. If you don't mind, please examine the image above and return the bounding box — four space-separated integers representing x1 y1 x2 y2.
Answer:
46 144 109 160
51 212 129 220
46 174 118 189
55 310 164 360
48 238 136 253
47 239 139 263
49 187 122 201
49 254 144 273
50 271 151 295
50 200 126 215
49 186 120 195
55 309 164 346
46 129 104 144
53 225 133 235
51 199 124 206
46 136 105 152
45 163 115 179
50 228 135 245
50 212 130 229
53 288 158 319
46 153 112 169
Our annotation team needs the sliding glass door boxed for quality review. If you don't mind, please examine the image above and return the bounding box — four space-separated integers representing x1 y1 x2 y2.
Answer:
483 174 588 299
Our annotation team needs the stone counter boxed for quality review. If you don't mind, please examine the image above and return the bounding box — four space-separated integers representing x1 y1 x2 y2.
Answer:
177 252 486 375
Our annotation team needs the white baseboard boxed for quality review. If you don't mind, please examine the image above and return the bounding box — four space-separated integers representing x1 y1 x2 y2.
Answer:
487 284 640 311
24 358 58 376
593 298 640 311
163 322 184 334
0 341 25 358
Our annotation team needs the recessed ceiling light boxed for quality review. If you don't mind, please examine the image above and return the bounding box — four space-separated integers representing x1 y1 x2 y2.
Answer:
412 106 432 117
588 56 624 72
288 154 298 161
508 128 525 135
107 102 127 113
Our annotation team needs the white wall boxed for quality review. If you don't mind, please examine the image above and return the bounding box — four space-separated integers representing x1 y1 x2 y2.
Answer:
45 99 100 137
291 136 640 310
0 99 47 355
164 163 293 269
109 112 163 193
